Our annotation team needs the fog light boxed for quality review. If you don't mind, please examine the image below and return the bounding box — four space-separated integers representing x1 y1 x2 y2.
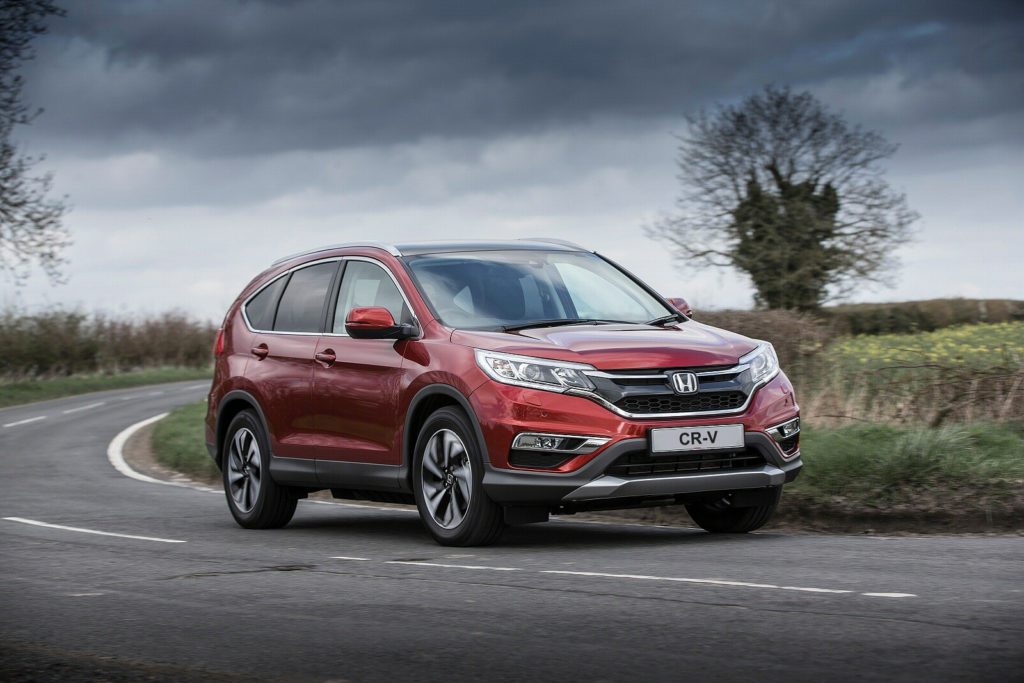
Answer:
516 434 564 450
511 432 611 454
767 417 801 442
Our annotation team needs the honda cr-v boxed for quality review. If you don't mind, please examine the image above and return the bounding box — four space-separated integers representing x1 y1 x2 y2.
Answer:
205 240 802 545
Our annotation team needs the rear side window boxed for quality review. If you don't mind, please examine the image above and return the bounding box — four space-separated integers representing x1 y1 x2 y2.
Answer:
244 276 287 331
273 262 338 333
332 261 410 333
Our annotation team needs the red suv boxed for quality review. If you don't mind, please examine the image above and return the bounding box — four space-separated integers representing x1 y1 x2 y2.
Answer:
205 240 802 545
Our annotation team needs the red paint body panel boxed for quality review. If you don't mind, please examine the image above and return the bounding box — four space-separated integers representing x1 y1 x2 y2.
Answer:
205 243 800 505
468 372 798 473
309 335 408 463
452 321 756 370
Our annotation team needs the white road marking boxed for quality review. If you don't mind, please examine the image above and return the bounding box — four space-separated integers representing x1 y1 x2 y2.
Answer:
386 560 521 571
334 558 915 597
2 415 47 428
146 391 165 396
107 413 173 485
3 517 186 544
62 401 106 414
543 570 780 588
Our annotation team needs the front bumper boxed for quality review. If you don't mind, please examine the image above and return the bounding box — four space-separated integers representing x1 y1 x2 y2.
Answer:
481 431 802 508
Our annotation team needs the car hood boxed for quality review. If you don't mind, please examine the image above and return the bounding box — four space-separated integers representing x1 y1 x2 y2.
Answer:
451 321 759 370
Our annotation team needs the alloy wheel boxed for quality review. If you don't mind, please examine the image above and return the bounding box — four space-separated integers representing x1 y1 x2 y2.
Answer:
227 427 262 513
420 429 473 529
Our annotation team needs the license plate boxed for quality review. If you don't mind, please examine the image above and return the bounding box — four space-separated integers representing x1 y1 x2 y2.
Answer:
649 424 744 453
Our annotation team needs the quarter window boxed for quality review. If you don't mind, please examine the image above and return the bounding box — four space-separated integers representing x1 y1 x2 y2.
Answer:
272 262 338 333
244 276 287 331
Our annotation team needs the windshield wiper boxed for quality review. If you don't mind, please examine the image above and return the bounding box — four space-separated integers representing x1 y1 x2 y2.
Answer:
501 318 630 332
645 313 686 326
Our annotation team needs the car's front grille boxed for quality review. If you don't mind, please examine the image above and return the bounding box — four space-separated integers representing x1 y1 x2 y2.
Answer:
614 391 747 415
605 448 765 478
585 363 756 417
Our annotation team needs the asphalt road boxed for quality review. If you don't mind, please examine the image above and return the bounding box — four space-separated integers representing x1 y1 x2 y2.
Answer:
1 382 1022 682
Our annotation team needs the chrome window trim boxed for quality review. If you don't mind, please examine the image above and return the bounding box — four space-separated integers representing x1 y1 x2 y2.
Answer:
241 257 341 335
241 255 421 339
322 256 421 339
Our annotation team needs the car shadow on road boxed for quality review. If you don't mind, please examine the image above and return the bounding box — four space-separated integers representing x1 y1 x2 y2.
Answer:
283 504 788 551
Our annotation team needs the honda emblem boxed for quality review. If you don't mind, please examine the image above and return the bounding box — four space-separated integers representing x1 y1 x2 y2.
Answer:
670 371 699 395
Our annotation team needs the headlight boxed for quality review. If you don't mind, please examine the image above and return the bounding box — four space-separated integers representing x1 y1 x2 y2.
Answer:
741 342 780 384
474 350 596 392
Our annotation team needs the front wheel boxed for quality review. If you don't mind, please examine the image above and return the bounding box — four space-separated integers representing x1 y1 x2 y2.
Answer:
412 407 504 546
685 487 781 533
222 410 297 529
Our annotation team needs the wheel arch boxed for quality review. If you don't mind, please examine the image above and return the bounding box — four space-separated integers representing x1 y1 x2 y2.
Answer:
215 390 272 468
403 384 489 488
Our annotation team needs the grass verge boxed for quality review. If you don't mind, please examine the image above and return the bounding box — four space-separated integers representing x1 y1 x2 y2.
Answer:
151 400 220 481
0 367 212 409
779 422 1024 526
149 400 1024 532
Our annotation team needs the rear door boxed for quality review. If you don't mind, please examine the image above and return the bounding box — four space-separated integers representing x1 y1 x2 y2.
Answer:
244 259 340 459
311 258 414 465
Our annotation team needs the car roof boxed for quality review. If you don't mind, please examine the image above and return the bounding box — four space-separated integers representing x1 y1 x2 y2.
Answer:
270 238 590 265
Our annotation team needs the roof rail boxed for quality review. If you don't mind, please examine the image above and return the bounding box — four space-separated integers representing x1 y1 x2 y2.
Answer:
271 241 402 266
518 238 591 252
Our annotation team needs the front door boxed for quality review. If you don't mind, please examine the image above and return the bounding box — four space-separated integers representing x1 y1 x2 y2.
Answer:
311 259 413 465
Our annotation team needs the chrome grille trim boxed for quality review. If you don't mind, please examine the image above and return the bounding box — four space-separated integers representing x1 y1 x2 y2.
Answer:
582 363 750 381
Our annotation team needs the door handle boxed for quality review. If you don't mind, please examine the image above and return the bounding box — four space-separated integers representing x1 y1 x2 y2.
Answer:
250 344 269 360
314 349 337 367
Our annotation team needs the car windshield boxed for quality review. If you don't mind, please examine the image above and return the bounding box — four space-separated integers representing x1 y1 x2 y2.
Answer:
404 250 673 330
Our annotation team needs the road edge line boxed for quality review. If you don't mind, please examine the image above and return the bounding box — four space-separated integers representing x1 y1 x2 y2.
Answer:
107 412 189 487
105 413 410 510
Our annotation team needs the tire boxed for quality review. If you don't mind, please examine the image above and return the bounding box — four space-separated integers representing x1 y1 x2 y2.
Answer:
412 407 504 546
685 487 782 533
222 410 298 529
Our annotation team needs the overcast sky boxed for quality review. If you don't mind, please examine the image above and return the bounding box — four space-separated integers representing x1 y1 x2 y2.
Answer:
5 0 1023 321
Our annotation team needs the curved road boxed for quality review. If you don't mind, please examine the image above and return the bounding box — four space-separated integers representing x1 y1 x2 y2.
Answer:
1 383 1021 682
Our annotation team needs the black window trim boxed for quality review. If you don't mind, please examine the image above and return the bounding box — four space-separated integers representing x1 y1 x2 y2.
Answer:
241 257 341 336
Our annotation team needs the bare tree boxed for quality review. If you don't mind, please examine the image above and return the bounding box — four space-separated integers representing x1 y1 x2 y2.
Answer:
648 85 917 311
0 0 69 284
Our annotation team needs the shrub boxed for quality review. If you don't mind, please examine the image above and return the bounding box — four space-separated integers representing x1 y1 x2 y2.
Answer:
696 308 833 369
0 307 216 379
824 298 1024 336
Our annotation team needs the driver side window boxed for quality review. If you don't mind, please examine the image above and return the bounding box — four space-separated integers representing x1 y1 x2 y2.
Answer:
332 261 410 333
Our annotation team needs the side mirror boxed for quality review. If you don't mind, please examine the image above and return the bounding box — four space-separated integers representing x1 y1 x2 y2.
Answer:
345 307 418 340
666 297 693 318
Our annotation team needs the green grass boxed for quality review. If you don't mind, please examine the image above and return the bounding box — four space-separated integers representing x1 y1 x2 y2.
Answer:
148 398 1024 522
789 422 1024 507
151 400 220 480
0 367 213 409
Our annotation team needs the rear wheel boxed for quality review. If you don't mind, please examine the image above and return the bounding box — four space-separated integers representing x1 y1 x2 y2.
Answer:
685 487 781 533
413 407 504 546
222 410 297 529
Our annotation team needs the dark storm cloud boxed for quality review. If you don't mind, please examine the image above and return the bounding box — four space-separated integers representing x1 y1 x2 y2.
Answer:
20 0 1024 156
